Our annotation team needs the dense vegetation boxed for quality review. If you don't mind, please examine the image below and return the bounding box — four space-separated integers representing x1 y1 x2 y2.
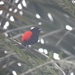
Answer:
0 0 75 75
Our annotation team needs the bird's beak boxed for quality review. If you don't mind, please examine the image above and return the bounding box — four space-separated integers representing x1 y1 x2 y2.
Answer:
39 28 42 31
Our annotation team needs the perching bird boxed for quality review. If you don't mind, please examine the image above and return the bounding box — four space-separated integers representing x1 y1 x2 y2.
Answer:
21 27 41 47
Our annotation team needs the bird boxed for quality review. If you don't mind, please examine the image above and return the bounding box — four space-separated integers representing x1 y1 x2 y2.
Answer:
21 27 41 47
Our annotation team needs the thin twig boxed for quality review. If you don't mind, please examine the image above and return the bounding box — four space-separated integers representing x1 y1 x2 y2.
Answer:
2 60 15 69
40 28 63 39
61 55 74 60
51 60 66 75
59 48 72 56
20 60 67 75
10 33 22 39
0 53 16 62
4 24 37 33
56 27 75 46
20 60 52 75
57 60 75 66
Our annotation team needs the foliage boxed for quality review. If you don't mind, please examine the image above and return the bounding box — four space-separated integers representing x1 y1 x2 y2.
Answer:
0 0 75 75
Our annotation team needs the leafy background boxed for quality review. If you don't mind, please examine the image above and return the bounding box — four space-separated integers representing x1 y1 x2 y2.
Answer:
0 0 75 75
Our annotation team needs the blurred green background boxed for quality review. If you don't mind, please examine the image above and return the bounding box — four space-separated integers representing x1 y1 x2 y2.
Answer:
0 0 75 75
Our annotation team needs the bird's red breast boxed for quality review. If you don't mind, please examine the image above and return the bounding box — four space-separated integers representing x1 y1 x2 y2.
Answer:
21 31 32 42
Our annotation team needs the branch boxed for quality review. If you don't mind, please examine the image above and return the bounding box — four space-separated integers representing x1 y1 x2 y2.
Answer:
8 38 49 60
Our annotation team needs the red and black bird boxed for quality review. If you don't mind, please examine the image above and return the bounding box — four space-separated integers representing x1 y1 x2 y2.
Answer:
21 27 41 47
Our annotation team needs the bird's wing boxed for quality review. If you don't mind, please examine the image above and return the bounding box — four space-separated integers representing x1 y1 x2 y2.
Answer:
21 31 32 42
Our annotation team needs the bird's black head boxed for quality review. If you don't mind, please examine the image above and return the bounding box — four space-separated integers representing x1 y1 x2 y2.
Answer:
31 27 41 33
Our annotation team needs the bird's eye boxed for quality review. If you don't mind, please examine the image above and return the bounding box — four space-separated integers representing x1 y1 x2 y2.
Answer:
31 27 34 29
